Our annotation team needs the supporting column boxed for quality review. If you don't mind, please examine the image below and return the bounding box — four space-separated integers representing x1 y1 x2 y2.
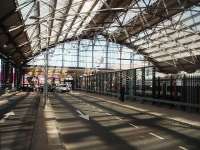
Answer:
0 59 4 91
152 67 156 98
142 67 145 96
15 67 23 90
105 39 109 69
119 45 122 70
92 37 95 68
128 69 133 98
126 70 129 96
9 63 13 89
133 69 136 96
77 40 80 68
3 61 11 89
62 43 65 67
4 61 8 89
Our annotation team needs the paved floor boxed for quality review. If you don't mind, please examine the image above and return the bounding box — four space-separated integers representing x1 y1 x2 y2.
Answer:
0 92 39 150
0 92 23 112
78 92 200 127
1 92 199 150
48 92 200 150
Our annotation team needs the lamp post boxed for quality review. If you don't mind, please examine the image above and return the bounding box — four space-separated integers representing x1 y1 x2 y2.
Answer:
43 17 50 108
44 36 48 107
30 16 49 107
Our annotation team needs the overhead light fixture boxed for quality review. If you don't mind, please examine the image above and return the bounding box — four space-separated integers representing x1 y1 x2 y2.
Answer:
3 44 8 48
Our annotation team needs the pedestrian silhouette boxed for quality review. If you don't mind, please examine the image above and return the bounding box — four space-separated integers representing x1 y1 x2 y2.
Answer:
120 85 125 102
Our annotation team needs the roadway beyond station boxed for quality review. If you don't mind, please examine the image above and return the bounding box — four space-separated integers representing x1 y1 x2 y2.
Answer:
47 92 200 150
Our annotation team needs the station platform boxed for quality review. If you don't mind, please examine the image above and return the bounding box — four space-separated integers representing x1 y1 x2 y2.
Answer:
0 92 40 150
1 91 200 150
77 91 200 128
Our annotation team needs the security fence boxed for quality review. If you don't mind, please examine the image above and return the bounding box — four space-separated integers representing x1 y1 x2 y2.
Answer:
75 67 200 111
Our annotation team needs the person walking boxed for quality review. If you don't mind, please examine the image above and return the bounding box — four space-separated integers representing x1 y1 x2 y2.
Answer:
120 85 125 102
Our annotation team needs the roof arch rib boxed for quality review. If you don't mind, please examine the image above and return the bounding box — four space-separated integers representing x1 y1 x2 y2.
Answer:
1 0 200 73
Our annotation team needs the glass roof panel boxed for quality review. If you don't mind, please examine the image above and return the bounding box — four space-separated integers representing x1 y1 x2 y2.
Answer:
128 5 200 65
15 0 200 72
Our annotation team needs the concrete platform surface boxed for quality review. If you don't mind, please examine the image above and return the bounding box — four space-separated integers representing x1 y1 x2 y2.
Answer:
1 92 200 150
0 92 39 150
77 91 200 128
45 92 200 150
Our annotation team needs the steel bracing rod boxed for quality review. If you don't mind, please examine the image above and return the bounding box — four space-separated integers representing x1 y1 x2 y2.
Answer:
62 0 101 39
24 2 200 23
135 37 195 67
23 1 37 23
130 10 200 45
54 2 93 41
30 21 66 53
18 0 200 37
132 0 155 50
130 23 183 66
54 0 73 44
141 2 169 47
102 1 138 43
135 13 200 62
72 0 99 38
132 11 200 49
25 4 200 71
24 0 199 50
16 0 34 11
127 8 200 56
101 3 135 50
85 0 133 38
30 32 65 56
142 31 200 55
95 0 133 38
105 1 160 69
30 0 61 53
134 28 200 55
38 23 61 37
39 0 65 16
109 0 162 42
26 0 85 21
62 0 86 40
46 0 57 46
115 2 160 44
99 0 124 27
117 0 200 42
122 41 164 69
151 21 198 63
35 0 41 52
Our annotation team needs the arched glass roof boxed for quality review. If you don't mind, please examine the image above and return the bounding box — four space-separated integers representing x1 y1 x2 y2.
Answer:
0 0 200 73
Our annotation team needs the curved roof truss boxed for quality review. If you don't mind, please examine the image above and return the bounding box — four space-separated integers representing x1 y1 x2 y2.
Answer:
0 0 200 73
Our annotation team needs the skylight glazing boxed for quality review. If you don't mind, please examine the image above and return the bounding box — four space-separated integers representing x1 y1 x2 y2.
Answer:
29 37 147 69
15 0 200 73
